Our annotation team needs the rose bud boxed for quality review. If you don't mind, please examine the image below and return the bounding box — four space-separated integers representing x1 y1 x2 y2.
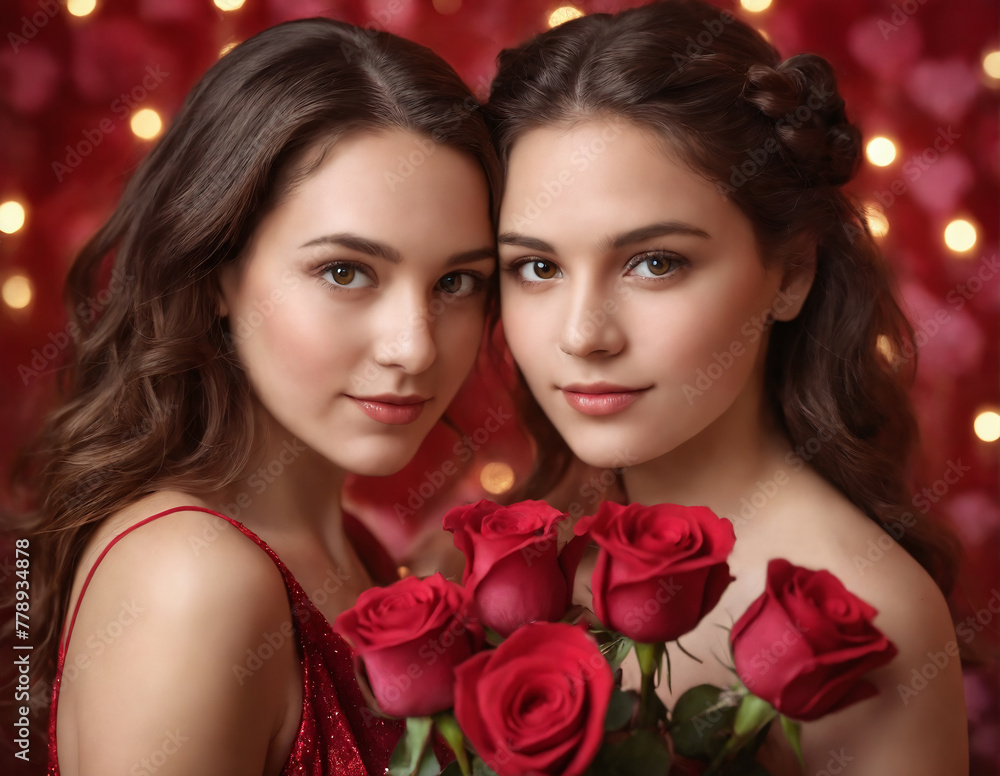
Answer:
731 558 898 721
334 573 476 717
454 622 613 776
443 499 580 637
574 501 735 644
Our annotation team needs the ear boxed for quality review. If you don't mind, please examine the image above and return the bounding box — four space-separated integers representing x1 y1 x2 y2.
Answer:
772 248 816 322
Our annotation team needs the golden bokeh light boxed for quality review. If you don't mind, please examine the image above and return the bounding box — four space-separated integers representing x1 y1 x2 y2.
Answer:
480 462 515 495
67 0 97 17
213 0 246 11
740 0 773 12
131 109 163 140
943 219 977 253
548 6 583 28
865 136 897 167
973 410 1000 443
2 274 33 310
0 201 26 234
983 51 1000 80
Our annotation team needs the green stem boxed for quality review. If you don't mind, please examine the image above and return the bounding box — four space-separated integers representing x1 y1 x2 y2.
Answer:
633 642 664 729
433 712 470 776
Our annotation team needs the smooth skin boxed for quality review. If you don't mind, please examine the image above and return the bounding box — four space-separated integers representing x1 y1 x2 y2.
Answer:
55 129 496 775
498 119 968 776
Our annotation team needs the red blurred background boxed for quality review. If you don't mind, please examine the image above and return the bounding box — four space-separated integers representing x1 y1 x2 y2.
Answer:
0 0 996 772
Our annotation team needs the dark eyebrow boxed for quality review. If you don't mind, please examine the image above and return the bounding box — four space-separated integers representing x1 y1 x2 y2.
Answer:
497 233 556 253
602 221 711 251
498 221 710 256
301 233 497 267
301 233 403 263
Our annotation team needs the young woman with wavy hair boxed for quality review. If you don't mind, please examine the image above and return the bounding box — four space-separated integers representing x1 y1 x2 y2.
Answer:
486 1 966 772
6 17 500 776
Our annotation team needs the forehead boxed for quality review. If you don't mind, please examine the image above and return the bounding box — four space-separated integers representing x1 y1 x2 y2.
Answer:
499 119 750 249
264 128 492 247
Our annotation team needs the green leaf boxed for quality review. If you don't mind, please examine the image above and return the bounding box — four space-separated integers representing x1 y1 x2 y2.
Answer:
669 684 738 760
434 711 471 776
605 688 639 732
779 715 803 766
601 635 635 673
439 763 464 776
471 757 500 776
415 748 441 776
732 693 776 738
483 626 505 647
388 717 434 776
588 729 671 776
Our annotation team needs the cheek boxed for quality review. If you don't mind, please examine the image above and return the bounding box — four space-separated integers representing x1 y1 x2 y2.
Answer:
239 288 363 390
500 293 551 372
435 304 487 378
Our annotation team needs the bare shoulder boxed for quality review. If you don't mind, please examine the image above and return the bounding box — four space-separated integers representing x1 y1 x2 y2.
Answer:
58 491 301 776
752 473 968 775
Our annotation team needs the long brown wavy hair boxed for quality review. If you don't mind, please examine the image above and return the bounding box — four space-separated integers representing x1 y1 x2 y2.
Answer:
5 17 502 687
485 0 959 593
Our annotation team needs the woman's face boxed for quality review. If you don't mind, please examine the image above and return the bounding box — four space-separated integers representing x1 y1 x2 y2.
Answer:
220 129 495 477
498 119 809 470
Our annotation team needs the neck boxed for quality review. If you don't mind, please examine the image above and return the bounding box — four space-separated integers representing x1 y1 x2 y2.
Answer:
211 402 349 551
622 375 790 533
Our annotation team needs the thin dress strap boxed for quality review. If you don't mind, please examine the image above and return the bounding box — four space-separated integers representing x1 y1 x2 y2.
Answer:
48 505 260 775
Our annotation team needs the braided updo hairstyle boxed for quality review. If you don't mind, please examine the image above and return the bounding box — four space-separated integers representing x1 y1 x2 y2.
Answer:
486 0 958 592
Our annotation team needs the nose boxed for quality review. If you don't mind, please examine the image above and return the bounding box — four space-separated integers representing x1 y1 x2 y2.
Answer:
558 275 626 358
373 290 437 374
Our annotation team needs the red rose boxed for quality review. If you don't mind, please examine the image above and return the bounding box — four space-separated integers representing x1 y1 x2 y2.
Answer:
574 502 735 643
731 558 898 721
333 573 476 717
454 622 612 776
443 499 578 637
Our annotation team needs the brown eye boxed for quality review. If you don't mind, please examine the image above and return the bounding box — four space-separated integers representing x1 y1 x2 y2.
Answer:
332 266 355 285
645 256 668 276
437 273 478 296
628 252 687 279
519 260 560 282
321 263 374 289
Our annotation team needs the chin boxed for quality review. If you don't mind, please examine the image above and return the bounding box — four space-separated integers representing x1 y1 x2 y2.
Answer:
334 440 421 478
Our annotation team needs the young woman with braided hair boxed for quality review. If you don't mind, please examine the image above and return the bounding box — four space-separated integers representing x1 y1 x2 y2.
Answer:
486 1 967 772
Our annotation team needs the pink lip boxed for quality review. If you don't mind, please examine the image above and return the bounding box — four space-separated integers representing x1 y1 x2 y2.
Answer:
349 394 429 425
560 384 650 416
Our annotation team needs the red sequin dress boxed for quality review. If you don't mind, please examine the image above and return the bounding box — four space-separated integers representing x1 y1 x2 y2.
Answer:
46 505 404 775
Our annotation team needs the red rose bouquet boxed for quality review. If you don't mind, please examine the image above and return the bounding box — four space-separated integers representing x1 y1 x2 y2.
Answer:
334 501 898 776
